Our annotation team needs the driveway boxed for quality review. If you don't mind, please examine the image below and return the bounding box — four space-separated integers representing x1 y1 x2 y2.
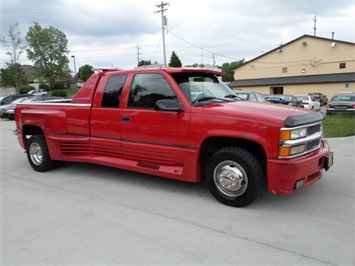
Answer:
1 119 354 265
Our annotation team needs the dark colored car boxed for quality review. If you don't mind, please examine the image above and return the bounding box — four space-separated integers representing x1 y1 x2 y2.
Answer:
308 92 328 106
233 91 266 102
1 96 66 119
0 94 31 105
265 94 303 108
0 96 36 118
326 93 355 115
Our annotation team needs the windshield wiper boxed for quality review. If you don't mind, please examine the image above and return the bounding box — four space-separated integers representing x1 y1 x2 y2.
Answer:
192 96 235 104
192 96 217 103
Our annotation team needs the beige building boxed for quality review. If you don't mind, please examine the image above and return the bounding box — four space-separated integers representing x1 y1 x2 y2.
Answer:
229 34 355 100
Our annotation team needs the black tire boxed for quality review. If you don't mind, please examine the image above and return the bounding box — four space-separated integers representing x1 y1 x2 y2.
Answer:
206 147 265 207
54 161 66 169
26 135 55 172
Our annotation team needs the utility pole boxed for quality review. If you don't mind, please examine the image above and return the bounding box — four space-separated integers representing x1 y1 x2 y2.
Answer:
313 14 317 36
136 44 141 65
155 1 169 67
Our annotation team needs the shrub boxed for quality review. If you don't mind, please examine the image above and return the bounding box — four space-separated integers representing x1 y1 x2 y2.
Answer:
52 90 67 97
19 85 35 94
39 83 50 91
53 82 65 90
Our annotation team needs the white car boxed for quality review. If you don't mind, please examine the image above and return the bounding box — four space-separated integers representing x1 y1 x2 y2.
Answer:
296 95 321 111
28 89 48 96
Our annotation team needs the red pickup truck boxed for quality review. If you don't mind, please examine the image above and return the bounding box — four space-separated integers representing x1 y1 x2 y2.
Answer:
14 67 333 207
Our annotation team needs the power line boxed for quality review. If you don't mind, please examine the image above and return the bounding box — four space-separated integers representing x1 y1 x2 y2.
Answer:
168 30 241 62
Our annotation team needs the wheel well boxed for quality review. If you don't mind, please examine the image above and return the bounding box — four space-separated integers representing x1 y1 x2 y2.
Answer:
199 137 267 171
22 125 44 145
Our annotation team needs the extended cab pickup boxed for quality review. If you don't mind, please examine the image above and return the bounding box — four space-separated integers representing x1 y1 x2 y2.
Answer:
14 67 333 207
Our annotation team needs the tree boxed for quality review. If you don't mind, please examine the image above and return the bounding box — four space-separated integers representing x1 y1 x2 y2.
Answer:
220 60 245 82
169 51 182 67
185 63 204 68
0 63 27 89
0 22 27 93
77 64 94 82
26 22 71 89
138 60 152 66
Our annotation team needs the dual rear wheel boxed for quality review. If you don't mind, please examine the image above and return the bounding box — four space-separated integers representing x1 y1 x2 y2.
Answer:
26 135 64 172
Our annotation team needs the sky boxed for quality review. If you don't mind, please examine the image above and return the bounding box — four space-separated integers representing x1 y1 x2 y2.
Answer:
1 0 354 73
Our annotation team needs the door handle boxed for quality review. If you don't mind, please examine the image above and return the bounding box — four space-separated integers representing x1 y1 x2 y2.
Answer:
122 116 130 122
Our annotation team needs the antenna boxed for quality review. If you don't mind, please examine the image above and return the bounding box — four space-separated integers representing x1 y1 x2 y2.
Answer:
313 14 317 36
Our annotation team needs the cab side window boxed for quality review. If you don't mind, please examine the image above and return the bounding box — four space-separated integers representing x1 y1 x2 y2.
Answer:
128 73 177 109
101 75 127 108
249 93 257 101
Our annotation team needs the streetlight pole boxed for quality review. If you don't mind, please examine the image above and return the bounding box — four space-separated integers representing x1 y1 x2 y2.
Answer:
71 55 77 88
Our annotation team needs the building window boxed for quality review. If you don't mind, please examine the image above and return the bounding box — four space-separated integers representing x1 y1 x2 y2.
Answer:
339 63 346 69
282 67 288 73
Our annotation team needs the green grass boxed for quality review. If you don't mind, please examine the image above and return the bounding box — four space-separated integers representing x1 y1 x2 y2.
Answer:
323 114 355 138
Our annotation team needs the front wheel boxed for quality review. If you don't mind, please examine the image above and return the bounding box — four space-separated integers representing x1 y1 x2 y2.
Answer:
26 135 55 172
206 147 265 207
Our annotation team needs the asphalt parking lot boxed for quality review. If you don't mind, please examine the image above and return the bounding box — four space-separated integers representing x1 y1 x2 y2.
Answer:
1 118 354 265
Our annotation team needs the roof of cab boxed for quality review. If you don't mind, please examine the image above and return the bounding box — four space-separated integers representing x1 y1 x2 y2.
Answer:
92 67 225 76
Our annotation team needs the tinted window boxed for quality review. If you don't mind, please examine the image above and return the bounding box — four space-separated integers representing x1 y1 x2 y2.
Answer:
101 75 127 108
128 73 177 109
3 96 15 105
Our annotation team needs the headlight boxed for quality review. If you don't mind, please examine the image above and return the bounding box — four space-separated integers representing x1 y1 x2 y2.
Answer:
280 128 307 140
279 144 306 157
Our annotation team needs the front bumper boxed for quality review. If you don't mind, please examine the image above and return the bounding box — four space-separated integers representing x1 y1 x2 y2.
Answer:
267 139 332 194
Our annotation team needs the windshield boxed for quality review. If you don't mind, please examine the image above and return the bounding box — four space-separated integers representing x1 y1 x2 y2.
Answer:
296 96 308 101
234 93 249 100
171 72 237 105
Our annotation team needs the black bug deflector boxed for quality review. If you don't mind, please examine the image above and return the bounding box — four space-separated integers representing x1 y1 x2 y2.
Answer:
284 112 324 127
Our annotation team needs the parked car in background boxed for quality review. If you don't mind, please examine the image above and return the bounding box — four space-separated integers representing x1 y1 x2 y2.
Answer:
28 89 48 96
326 92 355 115
308 92 328 106
296 95 321 111
1 96 66 119
265 94 303 108
233 91 266 102
0 94 31 105
0 96 36 118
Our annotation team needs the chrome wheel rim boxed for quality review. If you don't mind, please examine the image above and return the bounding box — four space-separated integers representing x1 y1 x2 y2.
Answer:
213 160 248 198
29 142 43 166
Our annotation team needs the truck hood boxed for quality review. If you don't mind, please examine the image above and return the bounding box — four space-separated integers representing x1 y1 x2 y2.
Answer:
192 101 315 127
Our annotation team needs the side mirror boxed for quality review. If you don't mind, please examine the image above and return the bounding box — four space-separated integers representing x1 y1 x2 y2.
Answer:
155 99 184 112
